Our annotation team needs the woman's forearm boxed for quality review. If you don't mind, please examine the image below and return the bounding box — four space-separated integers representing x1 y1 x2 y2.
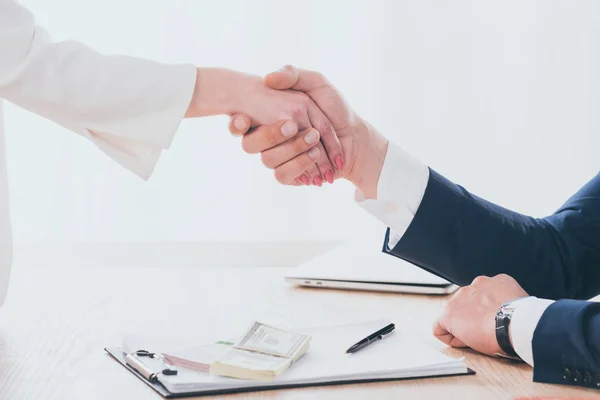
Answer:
185 68 260 118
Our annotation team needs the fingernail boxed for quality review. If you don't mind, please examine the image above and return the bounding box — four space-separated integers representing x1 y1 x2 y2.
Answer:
234 116 246 131
324 170 334 184
335 155 344 170
304 129 319 144
281 121 296 137
300 175 310 185
313 176 323 187
308 147 320 160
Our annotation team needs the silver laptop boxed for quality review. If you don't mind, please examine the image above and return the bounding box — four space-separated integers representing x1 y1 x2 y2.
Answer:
285 241 458 295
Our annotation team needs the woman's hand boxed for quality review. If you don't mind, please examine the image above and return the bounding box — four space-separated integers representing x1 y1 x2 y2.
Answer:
186 68 343 186
230 118 322 185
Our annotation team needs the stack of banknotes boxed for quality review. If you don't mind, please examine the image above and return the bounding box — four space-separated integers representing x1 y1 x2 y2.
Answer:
161 321 311 381
211 321 311 380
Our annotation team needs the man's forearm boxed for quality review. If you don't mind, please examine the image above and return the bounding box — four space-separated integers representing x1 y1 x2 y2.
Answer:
384 170 580 299
350 122 593 299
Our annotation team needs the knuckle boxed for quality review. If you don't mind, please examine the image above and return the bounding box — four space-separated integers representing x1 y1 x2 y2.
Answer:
314 71 327 83
320 119 335 138
472 275 488 286
290 103 306 120
495 273 512 282
289 93 310 115
291 135 307 154
267 128 280 147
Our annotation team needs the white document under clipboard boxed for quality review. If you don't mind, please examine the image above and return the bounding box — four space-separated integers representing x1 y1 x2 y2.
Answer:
105 319 474 397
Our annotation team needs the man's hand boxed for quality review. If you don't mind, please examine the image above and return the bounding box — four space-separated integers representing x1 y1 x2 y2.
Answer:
186 67 343 186
230 66 389 198
434 274 529 356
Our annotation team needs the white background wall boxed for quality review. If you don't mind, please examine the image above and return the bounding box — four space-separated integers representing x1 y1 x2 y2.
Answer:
5 1 600 250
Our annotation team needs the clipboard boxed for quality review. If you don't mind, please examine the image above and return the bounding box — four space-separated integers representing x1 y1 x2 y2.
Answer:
105 347 475 398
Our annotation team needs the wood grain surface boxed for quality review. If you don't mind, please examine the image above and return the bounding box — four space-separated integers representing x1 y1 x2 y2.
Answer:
0 265 596 400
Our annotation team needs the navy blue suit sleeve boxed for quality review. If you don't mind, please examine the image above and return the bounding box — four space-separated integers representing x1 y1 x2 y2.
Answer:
533 300 600 387
385 169 600 300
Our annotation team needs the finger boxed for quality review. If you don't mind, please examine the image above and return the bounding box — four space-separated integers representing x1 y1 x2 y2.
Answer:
432 321 453 346
299 173 311 186
313 142 334 184
242 120 298 154
265 65 329 92
273 148 320 185
266 67 344 173
306 164 323 187
448 336 468 348
229 114 252 136
264 65 299 90
306 102 343 174
433 321 467 348
260 128 320 169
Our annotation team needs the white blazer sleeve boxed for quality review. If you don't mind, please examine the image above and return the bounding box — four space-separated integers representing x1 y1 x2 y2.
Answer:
0 0 197 179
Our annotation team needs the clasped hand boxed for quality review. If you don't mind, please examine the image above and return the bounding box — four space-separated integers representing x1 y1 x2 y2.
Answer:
224 65 388 199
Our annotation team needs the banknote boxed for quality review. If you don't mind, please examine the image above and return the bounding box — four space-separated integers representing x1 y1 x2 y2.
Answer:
234 321 311 360
216 348 290 372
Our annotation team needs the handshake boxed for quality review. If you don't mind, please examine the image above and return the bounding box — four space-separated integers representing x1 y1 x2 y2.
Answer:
186 65 389 199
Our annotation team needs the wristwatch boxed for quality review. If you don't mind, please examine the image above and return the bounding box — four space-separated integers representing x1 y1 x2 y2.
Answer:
495 296 532 359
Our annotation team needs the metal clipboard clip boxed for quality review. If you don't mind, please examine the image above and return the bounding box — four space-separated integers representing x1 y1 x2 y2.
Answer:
125 349 178 383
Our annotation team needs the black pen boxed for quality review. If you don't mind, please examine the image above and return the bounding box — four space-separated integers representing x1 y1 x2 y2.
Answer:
345 323 395 354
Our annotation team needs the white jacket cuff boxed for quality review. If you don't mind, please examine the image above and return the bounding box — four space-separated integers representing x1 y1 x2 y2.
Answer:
0 0 198 180
43 62 197 180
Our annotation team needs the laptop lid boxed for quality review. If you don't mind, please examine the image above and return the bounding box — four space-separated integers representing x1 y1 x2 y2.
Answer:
285 241 452 287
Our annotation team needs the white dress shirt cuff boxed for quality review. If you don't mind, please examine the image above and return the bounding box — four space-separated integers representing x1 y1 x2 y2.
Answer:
356 142 429 249
510 297 555 366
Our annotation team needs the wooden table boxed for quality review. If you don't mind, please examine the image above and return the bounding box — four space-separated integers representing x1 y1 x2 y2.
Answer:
0 265 597 400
